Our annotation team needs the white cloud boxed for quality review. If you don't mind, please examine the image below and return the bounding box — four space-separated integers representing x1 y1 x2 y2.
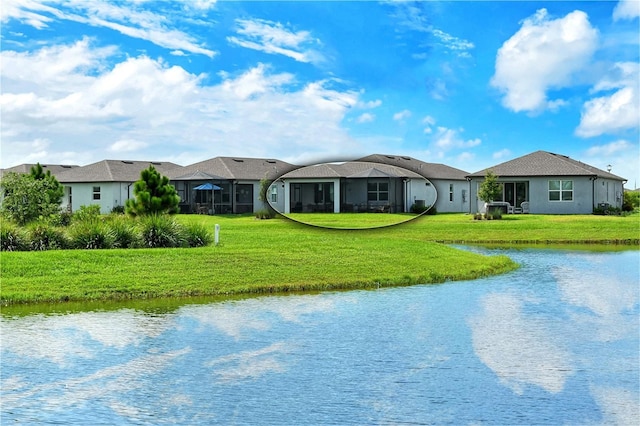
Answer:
356 113 375 123
109 139 149 153
431 28 475 58
393 109 411 122
492 148 512 160
357 99 382 109
433 127 481 151
585 140 633 157
0 41 362 168
613 0 640 21
576 62 639 137
491 9 598 113
422 115 436 126
227 18 324 65
1 0 216 57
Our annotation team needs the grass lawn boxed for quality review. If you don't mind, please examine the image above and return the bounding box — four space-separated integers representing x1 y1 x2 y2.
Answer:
1 213 638 305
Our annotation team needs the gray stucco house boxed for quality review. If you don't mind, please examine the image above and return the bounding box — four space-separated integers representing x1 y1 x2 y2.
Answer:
56 160 182 214
358 154 471 213
166 157 297 214
270 161 435 214
467 151 627 214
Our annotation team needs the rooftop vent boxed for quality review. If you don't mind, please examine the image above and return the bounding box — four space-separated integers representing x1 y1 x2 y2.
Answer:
122 161 134 164
232 159 244 163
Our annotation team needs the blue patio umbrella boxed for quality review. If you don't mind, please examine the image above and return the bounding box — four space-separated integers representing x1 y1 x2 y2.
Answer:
193 183 221 191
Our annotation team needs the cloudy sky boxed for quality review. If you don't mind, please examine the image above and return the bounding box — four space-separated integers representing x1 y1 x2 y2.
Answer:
1 0 639 185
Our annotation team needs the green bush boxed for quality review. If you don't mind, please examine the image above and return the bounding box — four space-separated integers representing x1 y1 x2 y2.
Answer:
0 222 29 251
28 223 68 250
183 222 213 247
68 221 115 249
111 205 126 214
139 214 185 248
254 208 275 219
107 216 140 248
73 205 102 223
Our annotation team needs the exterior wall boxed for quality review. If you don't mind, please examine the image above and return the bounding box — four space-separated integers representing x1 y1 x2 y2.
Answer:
469 176 600 214
430 180 468 213
594 178 624 209
64 182 133 214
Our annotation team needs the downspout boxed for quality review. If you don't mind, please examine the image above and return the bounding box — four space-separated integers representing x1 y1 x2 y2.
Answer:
466 177 472 214
591 175 598 212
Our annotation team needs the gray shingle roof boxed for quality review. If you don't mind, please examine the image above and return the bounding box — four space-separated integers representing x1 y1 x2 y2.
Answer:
0 164 79 179
168 157 297 181
280 161 425 179
358 154 469 180
56 160 183 183
468 151 626 180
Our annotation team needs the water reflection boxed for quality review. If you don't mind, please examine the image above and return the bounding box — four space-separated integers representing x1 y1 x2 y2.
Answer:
469 293 573 395
1 249 638 425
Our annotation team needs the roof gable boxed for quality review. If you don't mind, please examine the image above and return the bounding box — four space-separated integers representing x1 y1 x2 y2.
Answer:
358 154 469 180
0 164 79 179
173 157 297 180
468 151 626 180
56 160 183 183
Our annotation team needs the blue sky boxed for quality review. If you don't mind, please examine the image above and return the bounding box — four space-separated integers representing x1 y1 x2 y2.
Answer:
1 1 639 186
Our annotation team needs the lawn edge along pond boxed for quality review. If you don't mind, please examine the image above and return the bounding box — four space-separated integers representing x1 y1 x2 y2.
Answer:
1 213 638 305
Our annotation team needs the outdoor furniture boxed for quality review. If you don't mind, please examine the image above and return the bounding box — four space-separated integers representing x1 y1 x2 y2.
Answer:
507 203 514 214
521 201 530 214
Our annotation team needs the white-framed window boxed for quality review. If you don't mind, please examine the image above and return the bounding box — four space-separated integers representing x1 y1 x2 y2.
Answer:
449 184 454 202
368 181 389 201
92 186 101 200
270 186 278 203
548 180 573 201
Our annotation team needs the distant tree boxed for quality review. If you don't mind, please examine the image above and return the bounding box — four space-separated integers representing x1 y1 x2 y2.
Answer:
0 172 63 225
622 190 639 212
30 163 64 206
477 170 502 203
125 165 180 216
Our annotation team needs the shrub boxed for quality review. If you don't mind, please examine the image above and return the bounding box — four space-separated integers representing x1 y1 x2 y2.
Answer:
108 217 140 248
73 205 102 223
139 214 185 248
0 222 28 251
254 208 275 219
68 221 115 249
183 222 213 247
111 205 126 215
485 207 503 220
28 223 68 250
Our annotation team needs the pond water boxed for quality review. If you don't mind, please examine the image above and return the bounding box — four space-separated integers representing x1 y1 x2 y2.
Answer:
2 247 639 425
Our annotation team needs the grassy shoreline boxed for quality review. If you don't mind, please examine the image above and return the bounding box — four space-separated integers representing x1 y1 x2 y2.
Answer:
1 213 638 306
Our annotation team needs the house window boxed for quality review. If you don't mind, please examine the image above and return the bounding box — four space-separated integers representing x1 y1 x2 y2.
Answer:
368 181 389 202
270 186 278 203
549 180 573 201
92 186 101 200
449 184 454 202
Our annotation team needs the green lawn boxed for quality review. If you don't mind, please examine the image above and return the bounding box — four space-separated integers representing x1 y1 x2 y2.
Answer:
1 213 638 305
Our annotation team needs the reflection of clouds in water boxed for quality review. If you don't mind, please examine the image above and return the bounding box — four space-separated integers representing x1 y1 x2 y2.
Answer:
470 293 572 395
591 385 640 426
2 348 191 418
206 342 291 382
0 310 173 365
553 264 638 317
554 262 639 342
182 294 338 339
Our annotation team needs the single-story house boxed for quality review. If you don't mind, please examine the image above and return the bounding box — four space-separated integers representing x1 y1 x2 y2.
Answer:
166 157 297 214
270 161 436 214
358 154 471 213
56 160 183 214
0 163 79 179
467 151 627 214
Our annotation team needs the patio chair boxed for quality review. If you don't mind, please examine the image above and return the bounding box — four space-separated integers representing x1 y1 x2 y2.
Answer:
520 201 529 214
507 203 514 214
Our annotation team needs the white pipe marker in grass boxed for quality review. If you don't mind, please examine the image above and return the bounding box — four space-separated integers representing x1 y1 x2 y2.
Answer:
215 224 220 246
